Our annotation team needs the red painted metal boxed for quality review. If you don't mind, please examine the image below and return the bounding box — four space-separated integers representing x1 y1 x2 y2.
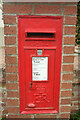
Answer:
18 15 63 114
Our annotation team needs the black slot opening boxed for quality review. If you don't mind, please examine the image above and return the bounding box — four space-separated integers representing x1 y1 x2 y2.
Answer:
27 32 54 38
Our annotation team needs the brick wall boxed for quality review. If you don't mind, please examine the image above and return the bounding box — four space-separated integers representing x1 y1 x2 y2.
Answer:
3 2 77 119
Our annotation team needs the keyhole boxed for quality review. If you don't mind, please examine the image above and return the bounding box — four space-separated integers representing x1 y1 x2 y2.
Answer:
30 82 33 88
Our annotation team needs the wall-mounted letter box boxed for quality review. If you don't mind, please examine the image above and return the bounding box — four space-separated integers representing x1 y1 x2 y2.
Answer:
18 16 63 114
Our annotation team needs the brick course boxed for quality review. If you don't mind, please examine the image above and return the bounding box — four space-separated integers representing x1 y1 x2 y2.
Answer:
4 15 16 24
6 74 17 81
3 4 32 14
5 36 16 45
6 83 18 90
62 74 73 81
64 37 75 45
61 83 72 89
34 114 57 118
60 113 70 118
7 91 18 98
5 56 17 64
7 107 19 113
7 99 18 106
5 47 17 55
64 6 77 15
65 16 76 25
63 56 74 63
61 98 71 105
34 5 62 14
63 46 74 54
4 26 16 35
61 106 71 112
6 65 17 73
61 90 72 97
64 26 76 35
8 114 32 118
63 65 74 72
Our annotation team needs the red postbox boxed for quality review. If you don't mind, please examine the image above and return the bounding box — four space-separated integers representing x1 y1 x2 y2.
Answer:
18 16 63 114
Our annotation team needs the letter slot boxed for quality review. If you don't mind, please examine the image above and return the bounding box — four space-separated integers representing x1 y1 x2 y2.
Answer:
25 31 56 40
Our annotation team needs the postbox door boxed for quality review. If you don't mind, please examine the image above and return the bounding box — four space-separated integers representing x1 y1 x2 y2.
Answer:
25 48 56 111
18 15 63 114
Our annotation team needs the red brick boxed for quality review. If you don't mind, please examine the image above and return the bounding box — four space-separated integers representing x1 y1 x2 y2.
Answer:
60 113 70 118
64 26 76 35
61 98 71 105
3 4 32 14
62 74 73 81
4 15 16 24
61 106 71 112
34 115 57 118
5 36 16 45
5 56 17 64
65 16 76 25
64 6 77 15
8 115 32 118
7 91 18 98
63 46 74 54
34 5 62 14
6 74 17 81
4 26 16 35
8 107 19 113
63 56 74 63
7 99 18 106
61 82 72 89
63 65 73 72
5 47 17 55
6 65 17 73
6 83 18 90
64 37 75 45
61 90 72 97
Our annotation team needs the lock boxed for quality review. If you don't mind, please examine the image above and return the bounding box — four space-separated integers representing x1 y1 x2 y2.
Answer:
30 82 36 90
30 82 33 88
